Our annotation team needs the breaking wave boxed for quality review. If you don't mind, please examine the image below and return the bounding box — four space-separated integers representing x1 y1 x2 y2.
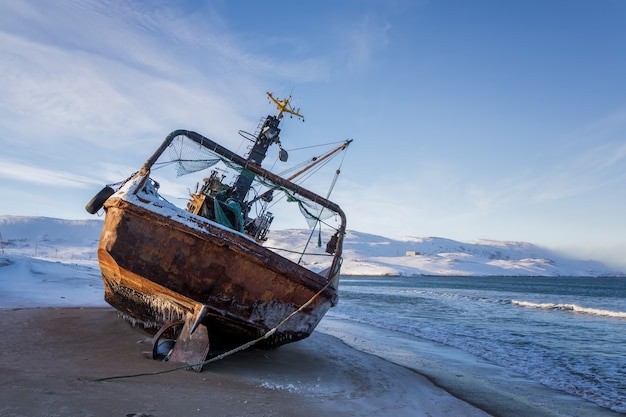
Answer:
511 300 626 319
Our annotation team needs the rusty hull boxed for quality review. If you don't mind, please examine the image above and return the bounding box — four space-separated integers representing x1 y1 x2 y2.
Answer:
98 194 339 348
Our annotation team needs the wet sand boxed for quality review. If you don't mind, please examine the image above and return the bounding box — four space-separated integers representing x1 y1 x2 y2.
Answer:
0 308 490 417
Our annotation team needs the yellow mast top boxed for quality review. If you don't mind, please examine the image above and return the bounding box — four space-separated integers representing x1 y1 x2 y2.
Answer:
267 92 304 121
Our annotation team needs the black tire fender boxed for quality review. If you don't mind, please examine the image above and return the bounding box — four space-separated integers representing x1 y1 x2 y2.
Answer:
85 186 115 214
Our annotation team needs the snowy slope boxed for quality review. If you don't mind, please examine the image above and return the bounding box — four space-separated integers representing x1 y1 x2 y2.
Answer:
0 216 622 278
0 215 102 260
0 216 105 308
335 230 619 277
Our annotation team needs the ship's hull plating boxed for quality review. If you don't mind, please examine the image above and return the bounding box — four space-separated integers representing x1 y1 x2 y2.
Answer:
98 196 339 348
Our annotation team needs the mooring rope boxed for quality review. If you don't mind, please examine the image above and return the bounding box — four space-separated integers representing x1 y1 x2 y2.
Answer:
93 278 334 382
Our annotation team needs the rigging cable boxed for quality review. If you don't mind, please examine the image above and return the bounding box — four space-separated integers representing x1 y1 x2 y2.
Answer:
298 143 350 263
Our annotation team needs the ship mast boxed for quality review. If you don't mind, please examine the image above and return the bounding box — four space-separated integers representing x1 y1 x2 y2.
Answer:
230 92 303 204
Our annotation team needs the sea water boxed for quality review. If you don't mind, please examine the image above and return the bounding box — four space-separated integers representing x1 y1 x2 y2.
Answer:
326 276 626 413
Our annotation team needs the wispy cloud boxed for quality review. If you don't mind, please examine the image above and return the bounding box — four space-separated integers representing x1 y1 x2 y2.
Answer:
527 109 626 202
462 106 626 212
0 160 100 188
334 13 391 73
0 32 156 141
0 1 330 150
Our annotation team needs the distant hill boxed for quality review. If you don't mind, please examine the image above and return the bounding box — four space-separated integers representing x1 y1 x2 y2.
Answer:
0 216 622 277
0 216 102 260
332 230 621 277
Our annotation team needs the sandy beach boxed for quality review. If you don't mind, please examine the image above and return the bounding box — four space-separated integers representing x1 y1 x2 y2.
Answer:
0 307 492 417
1 307 623 417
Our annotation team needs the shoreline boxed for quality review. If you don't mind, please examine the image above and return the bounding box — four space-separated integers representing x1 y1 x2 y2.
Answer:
0 307 489 417
319 317 624 417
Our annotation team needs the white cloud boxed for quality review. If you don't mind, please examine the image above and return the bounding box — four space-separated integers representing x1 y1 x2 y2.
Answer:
0 160 99 188
0 1 333 150
333 14 391 73
0 32 157 142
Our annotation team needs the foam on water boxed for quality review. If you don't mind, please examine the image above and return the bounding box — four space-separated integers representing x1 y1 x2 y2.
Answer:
511 300 626 319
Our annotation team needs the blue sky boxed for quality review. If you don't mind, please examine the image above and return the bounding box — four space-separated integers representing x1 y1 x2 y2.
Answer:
1 0 625 269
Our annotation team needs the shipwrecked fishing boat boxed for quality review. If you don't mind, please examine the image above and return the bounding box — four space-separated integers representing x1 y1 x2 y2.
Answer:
86 93 350 370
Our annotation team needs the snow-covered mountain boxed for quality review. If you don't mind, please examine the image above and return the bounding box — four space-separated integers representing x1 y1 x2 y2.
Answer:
0 215 622 277
0 216 102 260
335 230 620 277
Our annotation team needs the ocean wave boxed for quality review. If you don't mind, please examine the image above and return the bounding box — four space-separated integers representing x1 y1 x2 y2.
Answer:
511 300 626 319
